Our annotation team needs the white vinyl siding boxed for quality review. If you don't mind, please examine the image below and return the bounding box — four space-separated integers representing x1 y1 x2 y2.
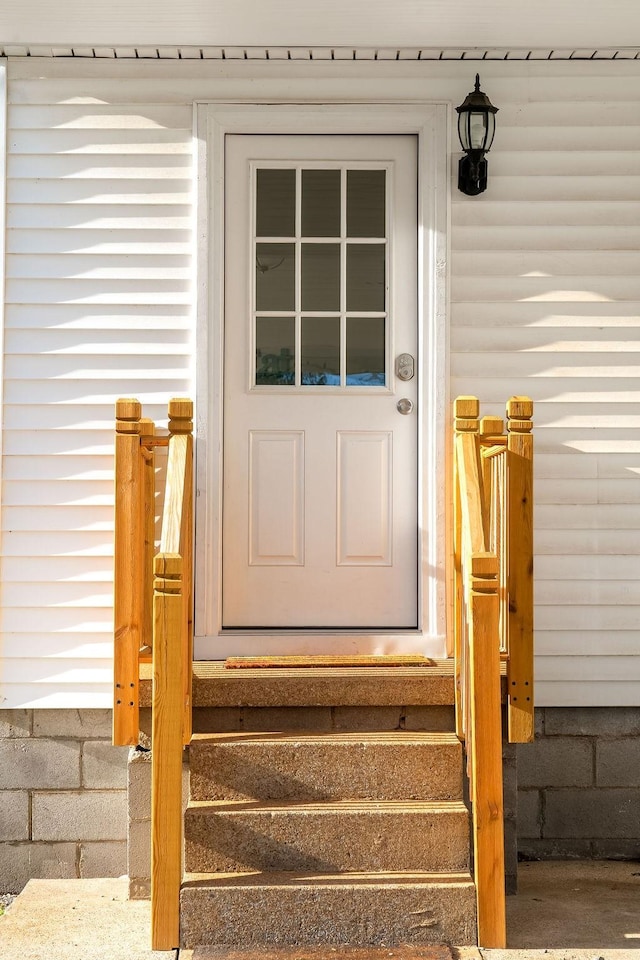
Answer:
449 62 640 708
2 70 192 706
1 57 639 707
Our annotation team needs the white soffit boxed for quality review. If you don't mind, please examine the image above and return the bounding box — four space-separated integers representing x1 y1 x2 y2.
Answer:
1 46 639 60
1 0 640 50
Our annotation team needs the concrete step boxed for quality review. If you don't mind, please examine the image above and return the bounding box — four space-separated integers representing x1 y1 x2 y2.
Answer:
189 731 464 802
140 660 461 709
180 870 477 949
186 947 457 960
184 799 470 874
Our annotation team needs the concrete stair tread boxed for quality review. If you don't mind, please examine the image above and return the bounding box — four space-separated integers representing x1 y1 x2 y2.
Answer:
188 730 463 803
183 870 475 888
140 660 467 707
187 798 468 814
185 798 469 874
187 946 457 960
190 731 460 745
180 870 477 947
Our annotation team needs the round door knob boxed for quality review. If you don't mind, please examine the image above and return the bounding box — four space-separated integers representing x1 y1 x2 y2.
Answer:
397 398 414 415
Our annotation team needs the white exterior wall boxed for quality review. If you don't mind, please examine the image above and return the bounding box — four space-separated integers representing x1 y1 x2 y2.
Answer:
2 61 193 707
1 57 639 708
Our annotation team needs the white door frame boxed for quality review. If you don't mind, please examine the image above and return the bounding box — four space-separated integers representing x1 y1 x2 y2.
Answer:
194 100 449 659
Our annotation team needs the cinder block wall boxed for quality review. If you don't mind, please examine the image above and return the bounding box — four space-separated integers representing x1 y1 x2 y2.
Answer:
9 704 638 895
518 707 640 859
0 709 129 893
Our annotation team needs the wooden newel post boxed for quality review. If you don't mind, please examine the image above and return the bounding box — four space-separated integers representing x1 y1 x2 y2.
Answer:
168 398 194 746
151 553 184 951
113 399 144 746
506 397 534 743
469 552 506 948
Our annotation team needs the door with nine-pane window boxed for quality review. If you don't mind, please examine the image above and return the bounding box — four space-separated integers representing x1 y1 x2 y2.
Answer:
222 135 418 633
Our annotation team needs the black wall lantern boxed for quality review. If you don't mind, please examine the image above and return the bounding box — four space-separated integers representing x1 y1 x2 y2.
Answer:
456 74 498 196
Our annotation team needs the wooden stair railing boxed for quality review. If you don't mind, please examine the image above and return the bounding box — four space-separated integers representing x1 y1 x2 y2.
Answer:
113 398 194 950
114 392 530 951
453 395 534 948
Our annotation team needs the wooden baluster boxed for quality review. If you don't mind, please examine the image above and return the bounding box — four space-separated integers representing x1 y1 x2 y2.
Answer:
506 397 534 743
469 552 506 948
168 398 194 746
480 415 507 654
479 415 504 527
113 399 144 746
151 554 184 951
140 418 156 662
453 397 479 741
496 451 509 654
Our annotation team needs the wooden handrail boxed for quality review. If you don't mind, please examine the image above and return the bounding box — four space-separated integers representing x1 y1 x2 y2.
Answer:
453 394 534 949
113 397 194 951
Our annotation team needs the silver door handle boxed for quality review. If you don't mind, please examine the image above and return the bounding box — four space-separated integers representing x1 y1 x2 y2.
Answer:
397 398 414 415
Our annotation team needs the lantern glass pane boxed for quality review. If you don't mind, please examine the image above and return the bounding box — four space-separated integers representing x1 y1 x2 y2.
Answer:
469 111 488 151
485 113 496 152
458 112 471 151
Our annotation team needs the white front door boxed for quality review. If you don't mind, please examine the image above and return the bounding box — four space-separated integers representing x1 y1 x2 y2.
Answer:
222 134 418 635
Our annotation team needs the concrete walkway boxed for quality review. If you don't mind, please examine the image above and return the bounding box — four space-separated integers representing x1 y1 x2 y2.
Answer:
494 860 640 954
0 861 638 960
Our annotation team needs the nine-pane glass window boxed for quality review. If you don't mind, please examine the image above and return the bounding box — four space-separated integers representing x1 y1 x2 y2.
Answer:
254 165 388 388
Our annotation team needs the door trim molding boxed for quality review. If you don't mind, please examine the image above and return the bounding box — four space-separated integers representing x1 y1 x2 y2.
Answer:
194 100 450 658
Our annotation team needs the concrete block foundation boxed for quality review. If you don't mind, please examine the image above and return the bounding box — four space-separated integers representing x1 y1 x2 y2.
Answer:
3 703 638 896
517 707 640 860
0 708 129 893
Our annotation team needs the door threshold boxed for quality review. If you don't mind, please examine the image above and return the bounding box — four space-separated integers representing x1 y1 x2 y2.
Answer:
219 629 422 635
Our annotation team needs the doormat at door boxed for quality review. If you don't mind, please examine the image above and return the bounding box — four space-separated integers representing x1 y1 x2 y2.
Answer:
224 655 434 668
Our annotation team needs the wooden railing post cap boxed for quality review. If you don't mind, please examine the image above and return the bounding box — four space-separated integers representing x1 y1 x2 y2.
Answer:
471 552 499 578
454 396 479 418
154 553 183 578
168 398 193 434
138 417 155 444
480 415 504 437
116 397 141 417
507 397 533 423
454 396 480 434
169 398 193 417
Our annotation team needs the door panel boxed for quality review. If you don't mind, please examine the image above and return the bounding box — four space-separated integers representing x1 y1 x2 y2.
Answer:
222 135 418 630
248 430 305 567
336 431 392 566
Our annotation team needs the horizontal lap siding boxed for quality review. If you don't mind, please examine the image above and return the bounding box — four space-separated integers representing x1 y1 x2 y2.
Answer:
2 80 192 707
2 59 638 708
451 63 640 706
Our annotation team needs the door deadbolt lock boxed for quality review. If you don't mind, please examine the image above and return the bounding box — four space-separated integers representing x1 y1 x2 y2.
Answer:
396 353 415 381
